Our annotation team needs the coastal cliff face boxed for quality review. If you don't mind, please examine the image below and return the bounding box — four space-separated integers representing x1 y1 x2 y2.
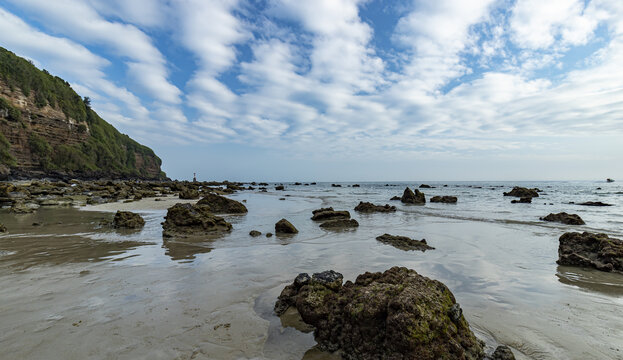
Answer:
0 47 164 180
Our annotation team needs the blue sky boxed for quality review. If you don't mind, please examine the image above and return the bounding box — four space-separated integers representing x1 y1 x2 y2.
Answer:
0 0 622 181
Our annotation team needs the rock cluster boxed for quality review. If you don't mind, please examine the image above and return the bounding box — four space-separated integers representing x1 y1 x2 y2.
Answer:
430 196 458 204
311 207 359 229
401 187 426 204
503 187 540 198
274 267 485 360
162 203 232 237
557 232 623 272
112 211 145 229
354 201 396 213
197 193 248 214
540 212 585 225
376 233 434 252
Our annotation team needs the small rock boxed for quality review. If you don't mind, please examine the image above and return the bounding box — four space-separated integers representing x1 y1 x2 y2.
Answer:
319 219 359 229
376 233 434 251
0 223 7 232
540 212 585 225
511 197 531 203
266 232 273 238
430 196 458 203
275 219 298 234
113 211 145 229
275 185 285 191
249 230 261 237
311 209 351 221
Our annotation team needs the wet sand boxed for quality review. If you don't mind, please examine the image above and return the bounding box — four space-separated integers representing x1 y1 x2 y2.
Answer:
1 187 623 359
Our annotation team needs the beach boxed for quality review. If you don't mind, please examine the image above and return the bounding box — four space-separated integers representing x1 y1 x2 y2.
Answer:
0 181 622 359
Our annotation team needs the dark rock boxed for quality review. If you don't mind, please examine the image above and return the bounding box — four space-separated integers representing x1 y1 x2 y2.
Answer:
178 188 199 199
197 193 248 214
319 219 359 229
390 196 401 201
490 345 516 360
0 223 6 232
376 233 434 251
294 273 311 287
352 184 360 187
577 201 612 206
113 211 145 229
274 267 484 360
275 218 298 234
312 207 334 215
311 209 351 221
511 197 531 204
249 230 261 237
430 196 458 203
275 185 285 191
540 212 585 225
266 232 273 238
331 184 342 187
162 203 232 237
354 201 396 213
401 187 426 204
557 232 623 272
279 197 285 200
419 184 432 188
503 187 539 198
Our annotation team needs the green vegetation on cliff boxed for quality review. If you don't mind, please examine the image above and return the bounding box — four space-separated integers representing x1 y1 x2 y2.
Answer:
0 47 164 178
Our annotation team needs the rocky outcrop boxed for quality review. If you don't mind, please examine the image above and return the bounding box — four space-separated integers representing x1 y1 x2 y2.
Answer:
197 193 248 214
511 197 531 204
178 188 199 199
275 218 298 234
503 187 539 198
112 211 145 229
401 187 426 204
557 232 623 272
162 203 232 237
376 233 434 251
540 212 585 225
319 219 359 229
311 209 351 221
354 201 396 213
430 196 458 204
274 267 484 360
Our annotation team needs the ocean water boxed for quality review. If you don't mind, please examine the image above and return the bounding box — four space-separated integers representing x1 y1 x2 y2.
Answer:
0 181 622 359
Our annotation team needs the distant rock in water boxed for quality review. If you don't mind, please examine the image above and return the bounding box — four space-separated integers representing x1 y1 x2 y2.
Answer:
540 212 585 225
112 211 145 229
419 184 433 188
275 218 298 234
503 187 540 198
274 267 484 360
401 187 426 204
352 184 360 187
331 184 342 187
576 201 612 207
178 188 199 199
511 197 531 204
197 193 248 214
162 203 232 237
249 230 261 237
376 233 434 252
319 219 359 229
557 232 623 273
430 196 458 203
354 201 396 213
311 209 351 221
607 178 614 183
275 185 285 191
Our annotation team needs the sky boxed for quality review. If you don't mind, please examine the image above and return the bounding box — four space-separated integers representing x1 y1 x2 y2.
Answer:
0 0 622 181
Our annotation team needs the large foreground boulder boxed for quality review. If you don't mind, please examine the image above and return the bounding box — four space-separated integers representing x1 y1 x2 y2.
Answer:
376 233 434 251
162 203 232 237
557 232 623 272
197 193 248 214
354 201 396 213
540 212 585 225
503 187 539 198
274 267 484 360
113 211 145 229
430 196 458 204
275 218 298 234
401 187 426 204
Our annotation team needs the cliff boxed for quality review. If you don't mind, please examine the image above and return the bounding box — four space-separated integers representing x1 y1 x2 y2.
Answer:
0 47 165 180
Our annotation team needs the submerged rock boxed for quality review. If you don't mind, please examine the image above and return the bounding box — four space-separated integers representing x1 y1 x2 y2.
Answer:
557 232 623 272
311 209 351 221
540 212 585 225
577 201 612 207
113 211 145 229
511 197 531 204
197 193 248 214
162 203 232 237
430 196 458 203
376 233 434 251
319 219 359 229
401 187 426 204
503 187 539 198
178 188 200 199
354 201 396 213
274 266 484 360
275 218 298 234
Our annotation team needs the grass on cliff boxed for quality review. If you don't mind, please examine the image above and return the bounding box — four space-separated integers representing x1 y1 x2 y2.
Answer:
0 46 163 178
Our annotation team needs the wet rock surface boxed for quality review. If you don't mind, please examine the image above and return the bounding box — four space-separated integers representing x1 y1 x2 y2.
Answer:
376 233 434 251
511 197 531 204
112 211 145 229
540 212 585 225
503 187 540 198
319 219 359 229
274 267 484 360
489 345 516 360
275 218 298 234
430 196 458 204
401 187 426 204
354 201 396 213
162 203 232 237
178 188 200 199
311 209 351 221
557 232 623 272
197 193 248 214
